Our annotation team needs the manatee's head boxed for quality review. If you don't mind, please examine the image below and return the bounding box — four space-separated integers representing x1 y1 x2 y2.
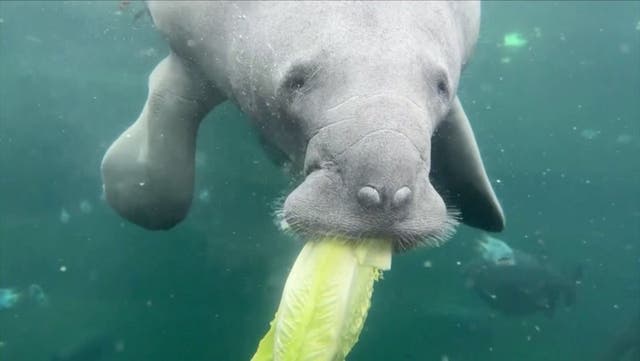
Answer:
236 2 503 250
279 93 453 250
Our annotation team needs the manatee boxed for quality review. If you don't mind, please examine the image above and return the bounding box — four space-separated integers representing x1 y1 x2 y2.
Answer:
101 1 505 250
464 238 582 317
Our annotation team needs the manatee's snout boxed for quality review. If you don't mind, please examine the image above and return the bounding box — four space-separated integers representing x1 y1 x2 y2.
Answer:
282 97 455 250
336 130 424 215
356 185 412 209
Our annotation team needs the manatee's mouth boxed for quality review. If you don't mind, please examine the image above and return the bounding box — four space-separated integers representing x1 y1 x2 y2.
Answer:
278 168 459 251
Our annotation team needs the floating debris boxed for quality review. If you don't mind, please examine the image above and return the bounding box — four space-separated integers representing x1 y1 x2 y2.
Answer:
25 35 43 43
197 189 210 203
59 208 71 224
79 200 93 214
580 128 601 140
619 43 631 54
195 151 207 169
1 285 49 310
503 32 528 48
136 47 158 58
115 339 126 352
533 27 542 38
28 284 49 307
480 83 495 93
0 289 20 310
616 134 633 144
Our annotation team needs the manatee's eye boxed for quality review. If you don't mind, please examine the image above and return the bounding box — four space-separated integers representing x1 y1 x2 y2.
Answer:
287 73 307 91
281 62 319 97
436 78 450 99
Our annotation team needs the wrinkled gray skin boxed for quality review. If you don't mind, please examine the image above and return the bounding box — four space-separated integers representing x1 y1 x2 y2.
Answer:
102 1 505 250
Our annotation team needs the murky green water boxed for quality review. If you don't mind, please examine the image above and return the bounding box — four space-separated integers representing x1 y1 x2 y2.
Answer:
1 1 638 361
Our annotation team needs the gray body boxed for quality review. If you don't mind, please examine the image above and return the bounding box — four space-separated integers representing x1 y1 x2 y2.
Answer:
465 250 578 317
102 1 505 249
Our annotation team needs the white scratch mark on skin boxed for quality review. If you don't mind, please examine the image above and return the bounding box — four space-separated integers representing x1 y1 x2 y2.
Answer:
327 92 427 114
306 64 323 83
306 116 358 143
266 42 275 56
334 128 424 161
326 95 362 112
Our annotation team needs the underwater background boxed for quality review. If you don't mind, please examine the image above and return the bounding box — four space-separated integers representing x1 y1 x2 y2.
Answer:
0 1 638 360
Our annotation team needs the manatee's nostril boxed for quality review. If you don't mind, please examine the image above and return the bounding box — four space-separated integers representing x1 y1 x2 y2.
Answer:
392 186 412 208
357 186 382 208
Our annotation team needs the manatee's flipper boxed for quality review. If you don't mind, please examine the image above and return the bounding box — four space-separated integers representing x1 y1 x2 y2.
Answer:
101 53 224 229
430 97 505 232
